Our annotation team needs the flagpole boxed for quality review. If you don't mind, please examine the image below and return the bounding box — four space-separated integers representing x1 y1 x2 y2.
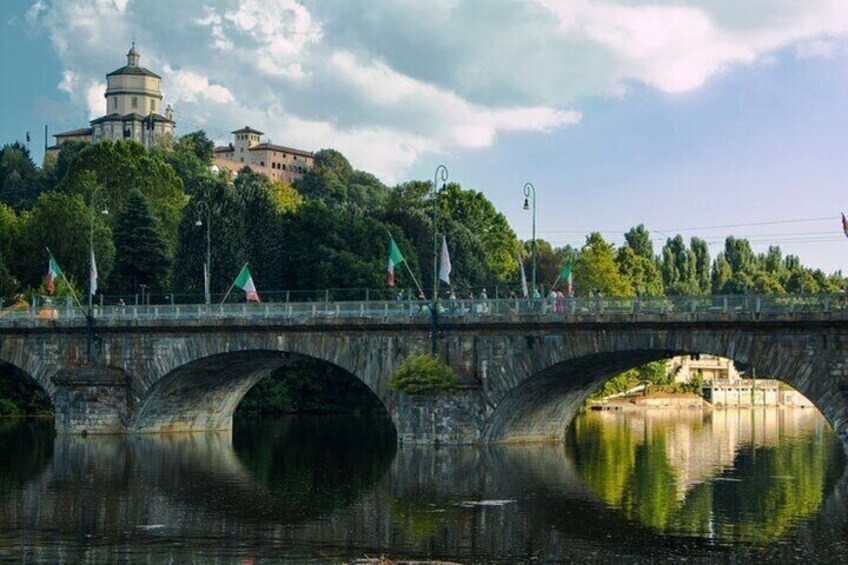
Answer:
220 262 248 305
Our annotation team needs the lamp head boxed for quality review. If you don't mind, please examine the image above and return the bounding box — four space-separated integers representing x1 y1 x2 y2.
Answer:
523 198 529 210
195 218 203 227
101 207 109 215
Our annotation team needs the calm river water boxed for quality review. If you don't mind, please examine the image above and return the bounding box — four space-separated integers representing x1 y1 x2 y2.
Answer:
1 408 846 563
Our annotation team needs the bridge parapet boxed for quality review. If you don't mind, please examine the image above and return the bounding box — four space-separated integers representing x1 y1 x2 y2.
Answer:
2 293 848 331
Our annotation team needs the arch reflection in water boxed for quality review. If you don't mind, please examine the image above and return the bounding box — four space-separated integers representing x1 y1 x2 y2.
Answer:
565 408 845 543
0 418 53 495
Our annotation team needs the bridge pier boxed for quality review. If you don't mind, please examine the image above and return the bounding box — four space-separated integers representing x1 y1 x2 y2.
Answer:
394 390 485 445
52 368 131 434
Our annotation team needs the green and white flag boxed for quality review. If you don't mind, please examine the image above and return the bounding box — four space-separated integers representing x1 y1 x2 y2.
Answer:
234 264 260 302
387 235 405 287
560 261 573 293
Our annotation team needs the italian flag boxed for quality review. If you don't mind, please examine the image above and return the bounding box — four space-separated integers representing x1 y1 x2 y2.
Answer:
46 252 63 295
234 264 260 302
387 235 405 287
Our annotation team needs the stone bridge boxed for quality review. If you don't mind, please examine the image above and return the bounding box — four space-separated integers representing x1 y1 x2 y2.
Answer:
2 296 848 446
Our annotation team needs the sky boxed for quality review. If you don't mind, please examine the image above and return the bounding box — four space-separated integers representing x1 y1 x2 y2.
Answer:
2 0 848 273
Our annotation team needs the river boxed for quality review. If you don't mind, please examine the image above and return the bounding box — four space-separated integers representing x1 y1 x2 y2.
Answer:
0 407 845 563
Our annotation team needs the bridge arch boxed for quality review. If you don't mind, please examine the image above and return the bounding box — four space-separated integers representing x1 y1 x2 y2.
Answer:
482 329 847 446
128 348 395 434
0 344 57 399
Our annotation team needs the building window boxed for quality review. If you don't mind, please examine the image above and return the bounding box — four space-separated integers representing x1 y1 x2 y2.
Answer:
113 97 118 110
281 164 286 171
132 97 138 109
240 148 243 153
150 100 155 113
260 161 265 167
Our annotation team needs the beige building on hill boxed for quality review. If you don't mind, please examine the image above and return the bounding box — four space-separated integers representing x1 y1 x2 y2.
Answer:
47 44 175 156
213 127 313 184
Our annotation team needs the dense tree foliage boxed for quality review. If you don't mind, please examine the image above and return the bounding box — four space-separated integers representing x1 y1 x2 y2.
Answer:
110 190 171 293
0 143 41 210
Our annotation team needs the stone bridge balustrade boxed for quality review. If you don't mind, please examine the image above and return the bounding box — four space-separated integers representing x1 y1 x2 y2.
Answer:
1 296 848 448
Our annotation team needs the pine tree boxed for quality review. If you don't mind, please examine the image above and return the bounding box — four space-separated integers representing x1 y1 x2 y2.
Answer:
111 189 171 293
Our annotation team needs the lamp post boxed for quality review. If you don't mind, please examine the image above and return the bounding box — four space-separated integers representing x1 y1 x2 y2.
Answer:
431 164 448 355
194 199 211 305
87 185 108 363
523 182 536 294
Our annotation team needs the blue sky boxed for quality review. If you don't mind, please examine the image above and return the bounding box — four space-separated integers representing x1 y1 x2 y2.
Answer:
2 0 848 272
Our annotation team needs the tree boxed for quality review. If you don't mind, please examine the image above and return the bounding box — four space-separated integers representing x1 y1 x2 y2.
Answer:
624 224 654 259
616 246 663 296
711 253 733 294
574 232 633 296
690 237 711 294
58 139 187 253
268 180 303 214
437 183 521 285
176 130 214 163
15 191 114 291
0 142 41 210
661 235 696 295
110 190 171 293
40 140 89 193
0 204 20 295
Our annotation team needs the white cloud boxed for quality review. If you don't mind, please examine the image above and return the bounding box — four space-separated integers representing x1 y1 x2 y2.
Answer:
162 66 235 104
534 0 848 93
85 81 105 119
796 38 840 59
25 0 848 181
57 70 77 95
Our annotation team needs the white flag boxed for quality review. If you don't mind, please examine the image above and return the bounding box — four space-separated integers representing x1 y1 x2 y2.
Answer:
519 259 528 298
439 235 452 285
89 248 98 296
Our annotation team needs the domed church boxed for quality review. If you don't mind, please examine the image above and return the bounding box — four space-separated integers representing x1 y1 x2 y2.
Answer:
48 44 175 154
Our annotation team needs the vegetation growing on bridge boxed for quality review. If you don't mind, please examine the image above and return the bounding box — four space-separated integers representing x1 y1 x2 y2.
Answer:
390 353 458 394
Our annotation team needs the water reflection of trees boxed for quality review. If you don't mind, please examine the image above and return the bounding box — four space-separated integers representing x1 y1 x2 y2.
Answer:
566 409 843 542
232 414 396 518
0 418 53 494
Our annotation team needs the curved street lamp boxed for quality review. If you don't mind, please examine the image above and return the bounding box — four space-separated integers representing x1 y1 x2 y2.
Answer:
431 164 448 355
194 199 212 305
87 184 108 363
523 182 536 294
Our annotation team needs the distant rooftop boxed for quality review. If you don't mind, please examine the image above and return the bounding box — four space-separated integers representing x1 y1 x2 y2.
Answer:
232 126 264 135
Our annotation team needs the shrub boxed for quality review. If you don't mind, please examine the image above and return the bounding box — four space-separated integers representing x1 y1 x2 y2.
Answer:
390 353 457 394
0 398 21 417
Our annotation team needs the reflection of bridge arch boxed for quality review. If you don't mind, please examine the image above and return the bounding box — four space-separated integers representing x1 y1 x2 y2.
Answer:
128 348 393 434
482 327 845 445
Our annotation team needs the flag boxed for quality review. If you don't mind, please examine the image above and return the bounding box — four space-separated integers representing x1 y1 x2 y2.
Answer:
89 248 98 296
387 235 405 287
234 264 260 302
842 213 848 239
46 252 63 295
560 261 573 294
439 235 452 285
519 259 528 298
